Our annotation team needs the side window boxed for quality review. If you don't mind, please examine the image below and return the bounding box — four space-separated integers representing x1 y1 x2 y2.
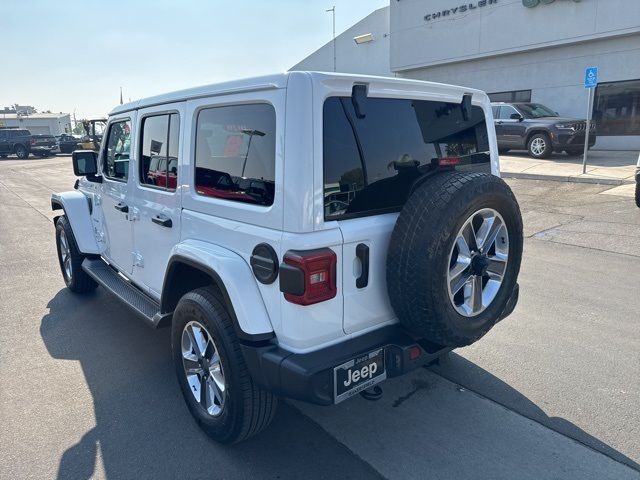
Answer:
491 106 500 118
499 106 519 120
139 113 180 191
194 103 275 206
103 120 132 181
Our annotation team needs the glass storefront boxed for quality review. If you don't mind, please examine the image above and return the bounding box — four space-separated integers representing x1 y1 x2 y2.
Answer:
594 79 640 136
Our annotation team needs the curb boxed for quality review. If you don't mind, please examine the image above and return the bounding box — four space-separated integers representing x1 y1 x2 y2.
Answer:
501 171 633 186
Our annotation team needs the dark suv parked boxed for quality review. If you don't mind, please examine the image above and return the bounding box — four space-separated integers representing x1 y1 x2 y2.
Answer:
491 102 596 159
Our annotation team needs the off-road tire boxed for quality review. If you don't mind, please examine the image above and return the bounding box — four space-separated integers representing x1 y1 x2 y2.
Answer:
172 287 277 444
527 133 552 159
14 144 29 159
55 216 98 293
387 172 523 347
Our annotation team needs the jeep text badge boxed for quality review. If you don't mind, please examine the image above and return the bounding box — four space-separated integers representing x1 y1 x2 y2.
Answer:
334 349 386 403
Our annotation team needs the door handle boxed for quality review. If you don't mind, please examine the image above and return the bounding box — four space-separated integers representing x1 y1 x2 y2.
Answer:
497 121 504 125
356 243 369 289
152 215 172 228
114 203 128 213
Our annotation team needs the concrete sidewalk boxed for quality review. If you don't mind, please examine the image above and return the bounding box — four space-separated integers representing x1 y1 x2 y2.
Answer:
500 150 638 185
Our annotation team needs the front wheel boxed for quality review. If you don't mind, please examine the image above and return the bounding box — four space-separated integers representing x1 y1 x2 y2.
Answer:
172 287 277 444
527 133 552 159
55 216 98 293
14 145 29 159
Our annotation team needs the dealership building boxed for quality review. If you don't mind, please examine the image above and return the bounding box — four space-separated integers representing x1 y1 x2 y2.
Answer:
293 0 640 150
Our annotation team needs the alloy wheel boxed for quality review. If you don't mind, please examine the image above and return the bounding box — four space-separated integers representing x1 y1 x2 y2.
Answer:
447 208 509 317
59 229 72 281
530 137 546 156
181 321 226 416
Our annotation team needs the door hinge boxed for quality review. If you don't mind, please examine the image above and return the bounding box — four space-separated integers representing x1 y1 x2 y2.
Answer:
94 228 105 243
133 252 144 267
129 206 140 222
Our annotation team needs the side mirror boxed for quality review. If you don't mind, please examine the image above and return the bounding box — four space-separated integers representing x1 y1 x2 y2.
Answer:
72 150 98 176
510 113 524 122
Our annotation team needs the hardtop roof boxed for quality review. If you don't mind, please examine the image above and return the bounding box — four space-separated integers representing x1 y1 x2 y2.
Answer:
109 71 488 116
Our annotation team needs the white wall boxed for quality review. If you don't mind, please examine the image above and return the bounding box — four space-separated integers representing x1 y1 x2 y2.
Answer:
291 7 392 77
390 0 640 72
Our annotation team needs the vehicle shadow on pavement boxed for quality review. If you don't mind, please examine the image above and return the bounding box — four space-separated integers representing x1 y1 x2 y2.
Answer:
429 353 640 471
40 289 381 480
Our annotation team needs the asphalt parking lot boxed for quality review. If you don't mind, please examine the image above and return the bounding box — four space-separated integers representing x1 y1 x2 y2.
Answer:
0 155 639 479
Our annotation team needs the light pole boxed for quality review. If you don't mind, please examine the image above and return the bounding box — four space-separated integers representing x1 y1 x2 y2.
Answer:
326 6 336 72
241 129 266 177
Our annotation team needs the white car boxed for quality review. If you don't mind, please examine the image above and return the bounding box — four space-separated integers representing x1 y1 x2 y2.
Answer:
51 72 523 443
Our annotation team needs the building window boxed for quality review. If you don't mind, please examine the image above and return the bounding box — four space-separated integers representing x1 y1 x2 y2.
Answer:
194 104 276 206
594 79 640 136
488 90 532 103
139 113 180 191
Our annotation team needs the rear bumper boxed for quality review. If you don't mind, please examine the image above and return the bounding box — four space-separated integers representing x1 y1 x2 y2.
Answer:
242 283 519 406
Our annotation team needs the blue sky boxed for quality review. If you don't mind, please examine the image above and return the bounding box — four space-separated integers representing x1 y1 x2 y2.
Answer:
2 0 386 119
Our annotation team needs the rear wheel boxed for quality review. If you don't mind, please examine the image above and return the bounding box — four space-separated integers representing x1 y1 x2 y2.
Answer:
387 172 523 347
527 133 552 159
55 216 98 293
14 145 28 159
635 182 640 209
172 287 277 444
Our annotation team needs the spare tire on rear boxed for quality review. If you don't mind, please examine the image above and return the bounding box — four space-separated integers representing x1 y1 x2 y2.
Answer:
387 172 523 347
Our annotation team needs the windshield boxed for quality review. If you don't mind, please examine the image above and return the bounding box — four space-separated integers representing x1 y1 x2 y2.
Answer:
517 103 558 119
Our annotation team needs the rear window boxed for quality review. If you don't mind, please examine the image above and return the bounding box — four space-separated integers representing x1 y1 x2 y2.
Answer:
323 96 489 220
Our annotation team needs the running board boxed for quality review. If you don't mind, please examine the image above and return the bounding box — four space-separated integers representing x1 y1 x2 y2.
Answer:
81 258 168 328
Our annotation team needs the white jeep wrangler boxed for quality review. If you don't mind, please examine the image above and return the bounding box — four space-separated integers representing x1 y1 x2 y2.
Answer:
52 72 522 444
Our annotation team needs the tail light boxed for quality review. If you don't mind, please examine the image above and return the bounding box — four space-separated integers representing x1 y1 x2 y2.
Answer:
280 248 337 306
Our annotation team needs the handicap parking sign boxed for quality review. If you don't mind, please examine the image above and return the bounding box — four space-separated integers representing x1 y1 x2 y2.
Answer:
584 67 598 89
